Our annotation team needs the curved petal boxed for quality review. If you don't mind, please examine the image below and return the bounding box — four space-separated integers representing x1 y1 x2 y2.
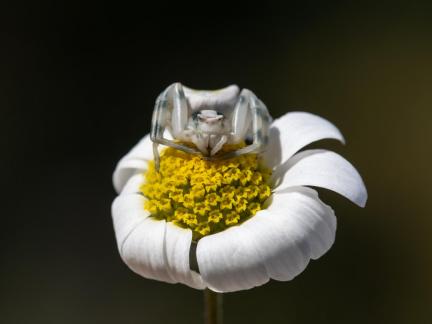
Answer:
112 179 173 282
120 217 175 283
196 188 336 293
111 192 150 250
197 222 269 293
120 173 145 194
112 174 203 288
165 223 206 289
274 149 368 207
112 173 148 249
112 172 173 283
262 112 345 169
113 131 175 193
113 134 153 193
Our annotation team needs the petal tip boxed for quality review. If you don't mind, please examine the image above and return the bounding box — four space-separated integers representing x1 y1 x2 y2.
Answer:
356 188 368 208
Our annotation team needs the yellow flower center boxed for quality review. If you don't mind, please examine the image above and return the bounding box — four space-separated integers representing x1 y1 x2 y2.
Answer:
140 144 272 241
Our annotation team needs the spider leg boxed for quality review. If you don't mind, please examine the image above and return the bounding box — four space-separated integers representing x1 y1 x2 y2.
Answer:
150 88 169 170
216 90 271 159
171 83 190 139
150 83 201 170
230 89 252 143
210 135 228 156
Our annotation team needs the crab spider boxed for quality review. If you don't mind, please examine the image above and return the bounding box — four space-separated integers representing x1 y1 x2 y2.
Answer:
150 83 271 170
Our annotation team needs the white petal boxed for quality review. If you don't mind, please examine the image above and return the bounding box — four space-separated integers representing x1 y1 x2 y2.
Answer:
196 222 269 292
113 132 175 193
267 188 336 261
197 188 336 293
111 192 150 250
165 223 206 289
262 112 345 169
274 149 367 207
112 174 204 288
120 218 175 283
112 172 173 282
113 134 153 193
120 173 145 194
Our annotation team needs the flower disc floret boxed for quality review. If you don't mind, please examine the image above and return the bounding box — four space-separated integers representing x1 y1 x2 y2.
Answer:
140 145 272 240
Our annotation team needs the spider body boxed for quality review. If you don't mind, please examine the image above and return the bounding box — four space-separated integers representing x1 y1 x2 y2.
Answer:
150 83 271 169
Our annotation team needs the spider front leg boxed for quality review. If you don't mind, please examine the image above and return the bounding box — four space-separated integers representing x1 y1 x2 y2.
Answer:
219 89 271 159
150 83 201 170
210 134 228 156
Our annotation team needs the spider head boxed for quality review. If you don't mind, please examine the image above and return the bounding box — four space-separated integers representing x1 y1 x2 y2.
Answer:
194 110 225 134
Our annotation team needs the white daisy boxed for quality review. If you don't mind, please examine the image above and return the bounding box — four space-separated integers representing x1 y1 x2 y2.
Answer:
112 111 367 293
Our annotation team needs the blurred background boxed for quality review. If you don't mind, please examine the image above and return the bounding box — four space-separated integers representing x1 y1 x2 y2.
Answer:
1 2 431 323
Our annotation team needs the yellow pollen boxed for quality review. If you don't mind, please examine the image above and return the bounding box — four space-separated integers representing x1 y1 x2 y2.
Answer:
140 144 272 241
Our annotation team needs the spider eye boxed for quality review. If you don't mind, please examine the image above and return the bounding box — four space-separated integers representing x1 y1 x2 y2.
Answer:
192 111 200 121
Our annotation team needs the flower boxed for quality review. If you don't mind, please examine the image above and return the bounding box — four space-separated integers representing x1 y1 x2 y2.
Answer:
112 112 367 292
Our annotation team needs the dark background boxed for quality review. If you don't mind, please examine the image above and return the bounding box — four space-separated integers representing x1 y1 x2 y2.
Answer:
1 2 432 324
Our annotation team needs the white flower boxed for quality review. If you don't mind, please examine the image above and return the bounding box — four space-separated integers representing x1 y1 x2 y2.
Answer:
112 112 367 292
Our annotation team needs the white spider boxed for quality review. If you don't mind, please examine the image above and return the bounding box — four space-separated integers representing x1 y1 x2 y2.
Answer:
150 83 271 169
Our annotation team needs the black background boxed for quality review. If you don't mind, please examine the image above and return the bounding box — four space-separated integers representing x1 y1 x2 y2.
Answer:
2 2 432 324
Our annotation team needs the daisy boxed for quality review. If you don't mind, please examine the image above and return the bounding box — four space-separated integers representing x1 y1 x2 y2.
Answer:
112 102 367 293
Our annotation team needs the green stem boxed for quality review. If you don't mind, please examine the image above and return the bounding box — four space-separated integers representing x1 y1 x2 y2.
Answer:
204 289 223 324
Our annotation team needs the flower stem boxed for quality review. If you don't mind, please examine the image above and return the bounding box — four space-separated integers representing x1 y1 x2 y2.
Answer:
204 289 223 324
